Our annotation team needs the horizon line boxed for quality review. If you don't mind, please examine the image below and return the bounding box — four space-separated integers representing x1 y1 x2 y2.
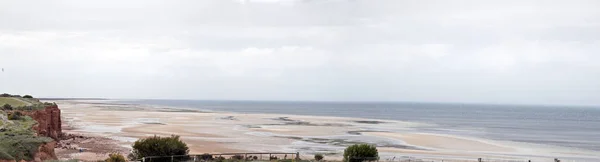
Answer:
38 97 600 108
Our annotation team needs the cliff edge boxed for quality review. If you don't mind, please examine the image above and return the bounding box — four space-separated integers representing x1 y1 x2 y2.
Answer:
25 105 62 140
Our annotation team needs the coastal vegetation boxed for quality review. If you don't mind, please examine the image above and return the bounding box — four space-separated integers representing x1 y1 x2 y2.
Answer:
343 144 379 162
105 153 127 162
314 154 324 161
0 93 51 111
0 111 53 161
0 97 28 107
129 135 190 161
0 94 55 161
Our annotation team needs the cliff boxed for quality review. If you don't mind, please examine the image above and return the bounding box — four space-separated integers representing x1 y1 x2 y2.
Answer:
24 105 62 140
14 105 62 161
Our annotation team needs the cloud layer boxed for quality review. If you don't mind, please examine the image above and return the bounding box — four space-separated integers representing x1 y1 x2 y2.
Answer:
1 0 599 105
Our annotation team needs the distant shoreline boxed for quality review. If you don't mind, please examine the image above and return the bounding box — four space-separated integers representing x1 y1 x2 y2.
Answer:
40 98 600 109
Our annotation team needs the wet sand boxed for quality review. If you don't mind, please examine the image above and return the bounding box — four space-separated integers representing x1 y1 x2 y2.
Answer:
53 100 600 161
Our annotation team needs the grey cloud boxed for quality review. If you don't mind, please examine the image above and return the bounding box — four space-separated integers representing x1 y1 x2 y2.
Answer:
0 0 599 105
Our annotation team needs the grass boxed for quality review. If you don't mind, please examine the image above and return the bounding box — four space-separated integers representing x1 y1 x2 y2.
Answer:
0 97 30 107
0 111 53 161
0 97 48 111
15 97 40 105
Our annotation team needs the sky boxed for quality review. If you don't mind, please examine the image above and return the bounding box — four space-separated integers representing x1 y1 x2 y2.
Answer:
0 0 599 106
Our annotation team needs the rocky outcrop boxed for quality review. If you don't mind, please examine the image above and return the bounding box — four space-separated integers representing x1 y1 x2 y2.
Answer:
25 105 62 140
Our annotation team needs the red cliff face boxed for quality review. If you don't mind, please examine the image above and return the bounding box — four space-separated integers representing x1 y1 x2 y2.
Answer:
30 105 61 162
25 105 62 141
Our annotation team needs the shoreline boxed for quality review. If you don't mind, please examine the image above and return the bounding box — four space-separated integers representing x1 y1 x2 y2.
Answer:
51 100 600 161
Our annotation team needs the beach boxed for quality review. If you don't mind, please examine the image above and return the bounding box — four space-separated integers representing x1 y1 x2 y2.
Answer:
52 100 600 162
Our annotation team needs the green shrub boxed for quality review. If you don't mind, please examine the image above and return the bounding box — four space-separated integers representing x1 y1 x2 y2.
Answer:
2 104 12 110
0 93 11 97
22 95 33 99
343 144 378 162
129 135 189 161
314 154 324 161
106 153 127 162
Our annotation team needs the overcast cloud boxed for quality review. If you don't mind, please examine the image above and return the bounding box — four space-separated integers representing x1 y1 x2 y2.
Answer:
0 0 599 106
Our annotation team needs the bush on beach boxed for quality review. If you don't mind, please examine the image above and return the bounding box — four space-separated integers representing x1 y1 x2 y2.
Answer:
314 154 324 161
343 144 378 162
129 135 189 161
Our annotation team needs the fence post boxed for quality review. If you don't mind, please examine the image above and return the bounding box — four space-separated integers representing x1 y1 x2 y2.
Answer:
171 156 174 162
142 157 145 162
296 152 300 160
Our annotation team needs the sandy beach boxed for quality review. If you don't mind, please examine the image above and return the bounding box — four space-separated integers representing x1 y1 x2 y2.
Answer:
52 100 600 162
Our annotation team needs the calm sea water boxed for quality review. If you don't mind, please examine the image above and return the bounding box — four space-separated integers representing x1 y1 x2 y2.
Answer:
117 100 600 151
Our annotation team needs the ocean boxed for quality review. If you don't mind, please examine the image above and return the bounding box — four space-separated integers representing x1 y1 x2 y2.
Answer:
117 100 600 152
